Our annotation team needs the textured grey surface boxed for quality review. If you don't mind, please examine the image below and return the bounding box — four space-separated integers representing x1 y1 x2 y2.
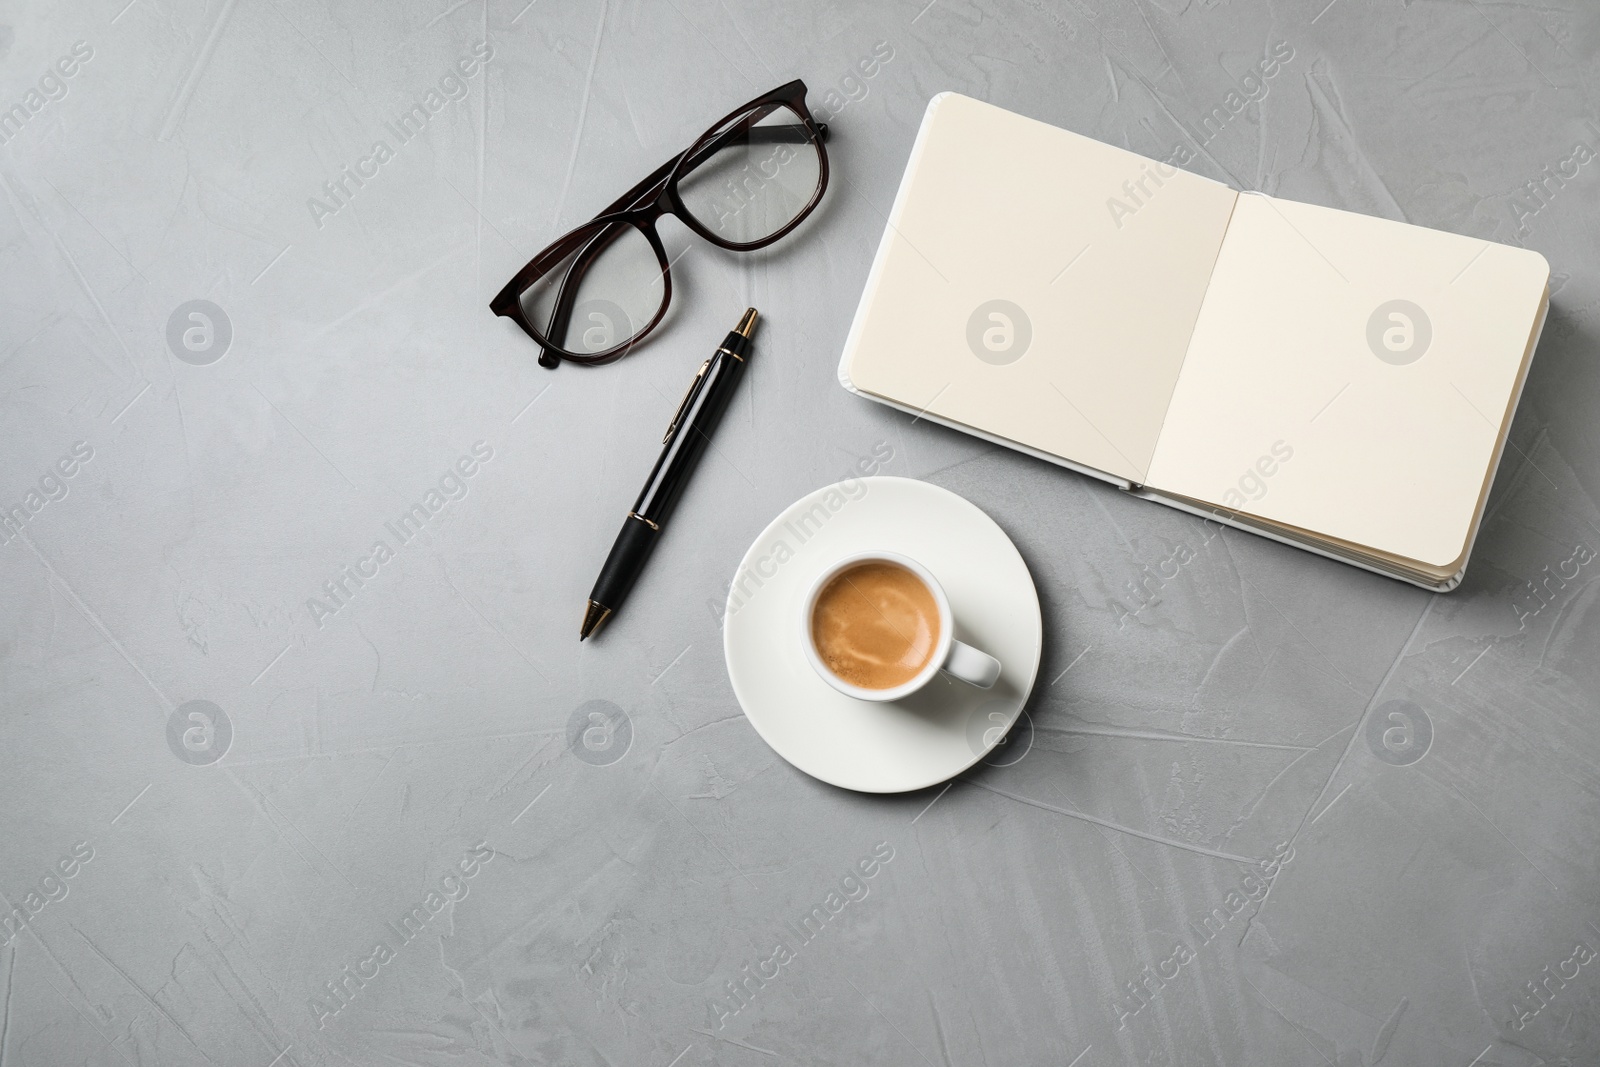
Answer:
2 0 1599 1064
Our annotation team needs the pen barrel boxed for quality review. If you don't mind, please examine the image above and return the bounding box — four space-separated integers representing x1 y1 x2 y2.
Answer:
587 314 754 625
631 351 746 520
591 515 661 611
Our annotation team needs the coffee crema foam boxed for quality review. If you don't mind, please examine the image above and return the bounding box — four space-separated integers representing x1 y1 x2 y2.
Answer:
811 561 940 689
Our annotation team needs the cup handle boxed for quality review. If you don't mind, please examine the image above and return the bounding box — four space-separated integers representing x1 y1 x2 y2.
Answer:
942 640 1001 689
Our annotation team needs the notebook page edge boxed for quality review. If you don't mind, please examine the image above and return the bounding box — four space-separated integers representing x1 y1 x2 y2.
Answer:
838 91 956 398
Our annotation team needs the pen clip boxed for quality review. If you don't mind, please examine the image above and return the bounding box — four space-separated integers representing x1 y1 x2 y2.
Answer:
664 359 710 444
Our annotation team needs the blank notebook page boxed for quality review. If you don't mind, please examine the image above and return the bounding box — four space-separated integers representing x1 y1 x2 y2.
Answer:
1145 194 1549 568
841 93 1238 483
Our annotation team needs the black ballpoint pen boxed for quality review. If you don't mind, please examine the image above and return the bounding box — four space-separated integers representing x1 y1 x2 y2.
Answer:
580 308 759 640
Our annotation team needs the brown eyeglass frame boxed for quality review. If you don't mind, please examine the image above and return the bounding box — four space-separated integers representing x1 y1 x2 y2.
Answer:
489 79 829 368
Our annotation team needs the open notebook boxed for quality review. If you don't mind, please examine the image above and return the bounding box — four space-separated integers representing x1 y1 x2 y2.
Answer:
838 93 1551 590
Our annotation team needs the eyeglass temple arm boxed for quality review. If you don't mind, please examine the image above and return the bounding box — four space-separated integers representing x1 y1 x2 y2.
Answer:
536 118 828 366
589 118 827 219
668 120 827 186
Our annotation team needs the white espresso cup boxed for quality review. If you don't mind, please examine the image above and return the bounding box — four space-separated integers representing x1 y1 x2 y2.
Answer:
800 550 1002 702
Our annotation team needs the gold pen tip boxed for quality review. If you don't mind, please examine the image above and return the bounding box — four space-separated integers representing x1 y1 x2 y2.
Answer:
735 307 758 339
580 601 612 641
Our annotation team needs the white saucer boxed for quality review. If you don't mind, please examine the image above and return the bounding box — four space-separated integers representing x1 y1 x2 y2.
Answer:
723 477 1042 793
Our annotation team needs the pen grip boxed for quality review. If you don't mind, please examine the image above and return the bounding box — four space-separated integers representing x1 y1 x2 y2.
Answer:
591 514 661 611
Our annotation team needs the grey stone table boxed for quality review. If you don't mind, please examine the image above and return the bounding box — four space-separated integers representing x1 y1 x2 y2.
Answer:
3 0 1598 1064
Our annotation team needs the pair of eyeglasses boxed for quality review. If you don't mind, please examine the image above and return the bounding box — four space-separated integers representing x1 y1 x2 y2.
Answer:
490 79 830 369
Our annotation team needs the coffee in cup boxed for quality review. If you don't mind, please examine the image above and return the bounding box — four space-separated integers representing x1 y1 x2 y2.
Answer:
810 559 941 690
801 551 1001 701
